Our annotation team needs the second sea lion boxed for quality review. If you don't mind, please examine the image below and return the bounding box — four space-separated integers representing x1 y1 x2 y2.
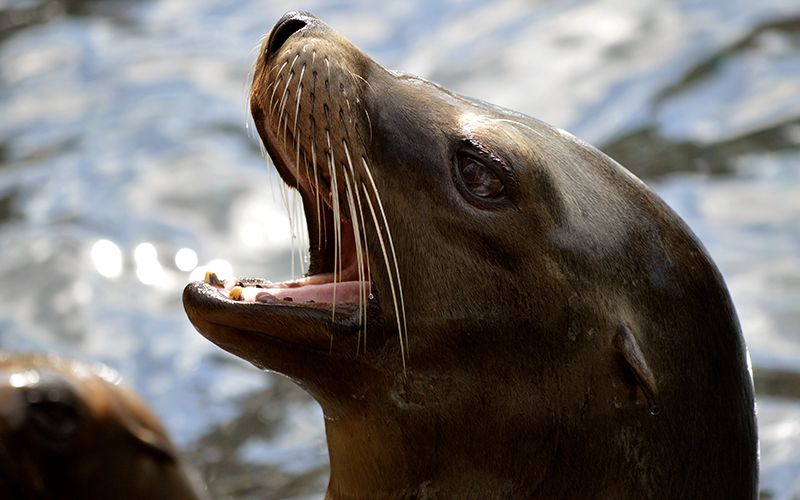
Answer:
0 353 205 500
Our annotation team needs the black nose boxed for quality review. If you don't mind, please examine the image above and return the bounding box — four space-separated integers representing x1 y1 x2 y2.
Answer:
267 11 311 57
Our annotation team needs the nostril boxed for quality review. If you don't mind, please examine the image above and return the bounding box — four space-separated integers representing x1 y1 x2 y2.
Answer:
267 13 308 57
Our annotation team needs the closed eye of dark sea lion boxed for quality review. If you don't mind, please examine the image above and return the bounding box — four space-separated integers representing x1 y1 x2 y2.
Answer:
0 353 206 500
183 11 758 499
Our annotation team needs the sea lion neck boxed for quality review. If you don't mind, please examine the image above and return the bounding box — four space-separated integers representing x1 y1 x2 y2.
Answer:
320 367 560 498
318 317 603 499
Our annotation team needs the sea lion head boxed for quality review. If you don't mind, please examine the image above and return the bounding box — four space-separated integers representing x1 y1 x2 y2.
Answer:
183 11 757 498
0 354 203 499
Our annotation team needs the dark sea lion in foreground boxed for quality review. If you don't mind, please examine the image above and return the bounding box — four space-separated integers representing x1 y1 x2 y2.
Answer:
184 11 758 498
0 353 205 499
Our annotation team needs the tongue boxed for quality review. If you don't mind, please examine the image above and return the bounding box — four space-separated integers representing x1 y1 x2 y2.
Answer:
255 281 367 304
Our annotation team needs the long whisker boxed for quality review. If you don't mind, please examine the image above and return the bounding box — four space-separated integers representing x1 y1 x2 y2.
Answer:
362 181 405 371
361 157 408 357
276 172 295 277
341 167 365 343
290 187 299 279
294 79 304 189
294 134 306 276
293 64 306 147
326 127 341 322
309 117 324 249
362 104 373 144
268 61 288 113
308 63 324 250
276 54 299 132
348 70 373 92
353 177 371 352
342 141 368 345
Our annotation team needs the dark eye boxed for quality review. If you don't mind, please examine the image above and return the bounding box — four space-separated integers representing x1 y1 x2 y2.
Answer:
454 151 512 207
459 157 504 198
25 387 83 443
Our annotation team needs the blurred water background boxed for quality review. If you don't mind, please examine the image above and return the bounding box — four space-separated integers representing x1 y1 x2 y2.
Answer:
0 0 798 498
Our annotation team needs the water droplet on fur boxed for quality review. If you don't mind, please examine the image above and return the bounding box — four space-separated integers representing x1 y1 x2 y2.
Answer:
649 405 660 416
368 293 374 300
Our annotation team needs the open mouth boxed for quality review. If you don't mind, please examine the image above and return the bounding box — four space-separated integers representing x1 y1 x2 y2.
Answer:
201 183 369 309
181 120 372 354
200 106 371 312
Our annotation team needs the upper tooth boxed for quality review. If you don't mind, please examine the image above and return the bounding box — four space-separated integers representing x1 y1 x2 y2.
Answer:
204 271 225 288
228 286 243 300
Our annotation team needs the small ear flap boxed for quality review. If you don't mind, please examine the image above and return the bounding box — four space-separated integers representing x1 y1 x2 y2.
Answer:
110 389 178 463
613 322 659 415
124 421 178 462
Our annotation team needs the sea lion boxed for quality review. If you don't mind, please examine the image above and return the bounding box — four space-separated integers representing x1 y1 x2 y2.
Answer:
0 353 205 499
183 11 758 499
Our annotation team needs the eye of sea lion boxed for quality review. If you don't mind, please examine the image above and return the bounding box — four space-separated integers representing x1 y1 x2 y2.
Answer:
453 145 515 207
24 385 83 444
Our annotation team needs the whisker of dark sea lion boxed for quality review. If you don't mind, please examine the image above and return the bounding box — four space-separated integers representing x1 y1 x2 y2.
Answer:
309 116 324 250
268 61 287 113
337 77 372 348
309 60 323 249
324 57 332 91
277 70 296 134
265 156 276 203
251 34 267 57
341 167 365 348
345 71 374 143
245 35 268 141
348 70 373 92
278 56 300 155
293 64 305 142
289 139 306 279
281 109 289 147
342 141 368 333
300 151 313 275
287 52 300 73
354 182 371 352
276 173 295 277
273 78 302 279
344 98 353 125
290 188 300 278
362 105 372 144
269 75 285 120
361 180 406 370
294 79 303 191
300 143 310 195
361 157 408 356
325 128 341 322
268 56 287 75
